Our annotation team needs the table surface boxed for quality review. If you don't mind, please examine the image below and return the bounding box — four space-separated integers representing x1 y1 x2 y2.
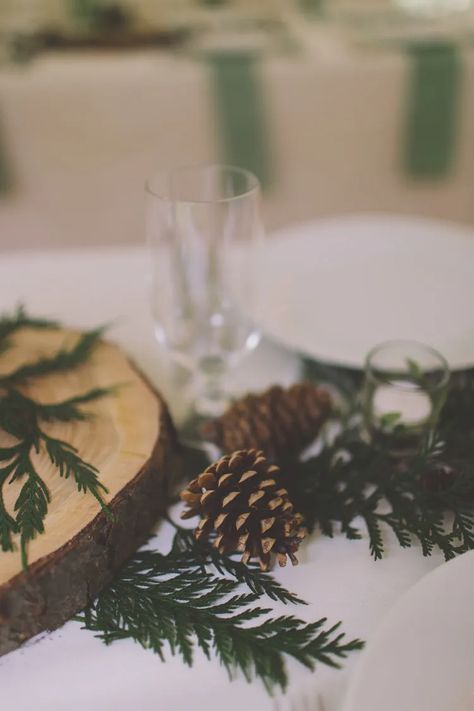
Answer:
0 245 447 711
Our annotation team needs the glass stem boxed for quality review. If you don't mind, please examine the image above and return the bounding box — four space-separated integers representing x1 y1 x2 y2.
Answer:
194 356 229 417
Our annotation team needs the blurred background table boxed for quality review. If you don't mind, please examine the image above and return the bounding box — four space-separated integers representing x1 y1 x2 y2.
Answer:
1 1 474 249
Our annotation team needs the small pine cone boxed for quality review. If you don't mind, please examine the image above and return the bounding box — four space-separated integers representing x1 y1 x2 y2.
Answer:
201 383 332 462
180 449 306 571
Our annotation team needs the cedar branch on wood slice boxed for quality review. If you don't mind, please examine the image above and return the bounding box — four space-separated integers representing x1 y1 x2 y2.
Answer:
0 328 177 657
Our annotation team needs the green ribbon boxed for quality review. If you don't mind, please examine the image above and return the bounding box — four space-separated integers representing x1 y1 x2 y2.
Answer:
207 51 272 190
0 115 13 195
405 42 461 178
67 0 101 28
298 0 324 16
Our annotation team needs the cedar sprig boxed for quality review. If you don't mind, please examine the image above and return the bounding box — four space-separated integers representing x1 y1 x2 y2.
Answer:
0 305 59 353
36 387 113 422
14 465 50 569
0 441 52 566
0 390 112 566
0 453 20 551
0 310 112 567
43 435 109 510
293 429 474 561
169 526 305 604
77 548 363 693
291 369 474 561
0 327 105 388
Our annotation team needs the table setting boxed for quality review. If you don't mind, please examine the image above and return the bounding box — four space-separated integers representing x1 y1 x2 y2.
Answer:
0 163 473 711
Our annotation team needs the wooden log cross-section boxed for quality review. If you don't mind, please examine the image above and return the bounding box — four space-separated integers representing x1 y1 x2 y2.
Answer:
0 328 178 656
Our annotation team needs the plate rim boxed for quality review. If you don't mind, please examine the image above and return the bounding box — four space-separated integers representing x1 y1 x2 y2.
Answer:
342 549 474 711
263 213 474 370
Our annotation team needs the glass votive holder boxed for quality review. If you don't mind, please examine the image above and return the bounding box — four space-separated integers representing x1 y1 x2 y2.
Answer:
362 340 450 454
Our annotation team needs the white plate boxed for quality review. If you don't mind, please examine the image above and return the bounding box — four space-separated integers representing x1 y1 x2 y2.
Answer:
343 549 474 711
260 215 474 369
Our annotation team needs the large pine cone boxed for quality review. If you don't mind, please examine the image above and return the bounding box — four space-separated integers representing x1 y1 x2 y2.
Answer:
201 383 332 462
180 449 306 571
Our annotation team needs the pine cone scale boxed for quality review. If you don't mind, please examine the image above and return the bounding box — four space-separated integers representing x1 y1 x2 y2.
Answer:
239 470 258 484
261 517 276 533
198 472 216 489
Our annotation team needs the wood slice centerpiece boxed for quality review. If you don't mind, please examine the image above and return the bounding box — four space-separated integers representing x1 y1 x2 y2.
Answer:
0 327 177 656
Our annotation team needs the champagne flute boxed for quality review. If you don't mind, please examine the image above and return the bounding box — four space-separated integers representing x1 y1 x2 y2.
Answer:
147 164 263 433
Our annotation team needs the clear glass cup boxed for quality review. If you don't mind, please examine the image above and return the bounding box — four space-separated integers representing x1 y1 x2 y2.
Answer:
362 340 450 454
147 164 263 424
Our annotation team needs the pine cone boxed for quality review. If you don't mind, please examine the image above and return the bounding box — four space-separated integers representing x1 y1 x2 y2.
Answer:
201 383 332 462
180 449 306 571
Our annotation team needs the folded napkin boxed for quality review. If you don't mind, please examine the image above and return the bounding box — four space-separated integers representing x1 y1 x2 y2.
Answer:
206 50 272 190
298 0 324 16
0 114 13 195
404 41 462 178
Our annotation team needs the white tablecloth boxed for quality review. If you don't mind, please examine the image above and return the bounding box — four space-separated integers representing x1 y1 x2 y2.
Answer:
0 246 446 711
